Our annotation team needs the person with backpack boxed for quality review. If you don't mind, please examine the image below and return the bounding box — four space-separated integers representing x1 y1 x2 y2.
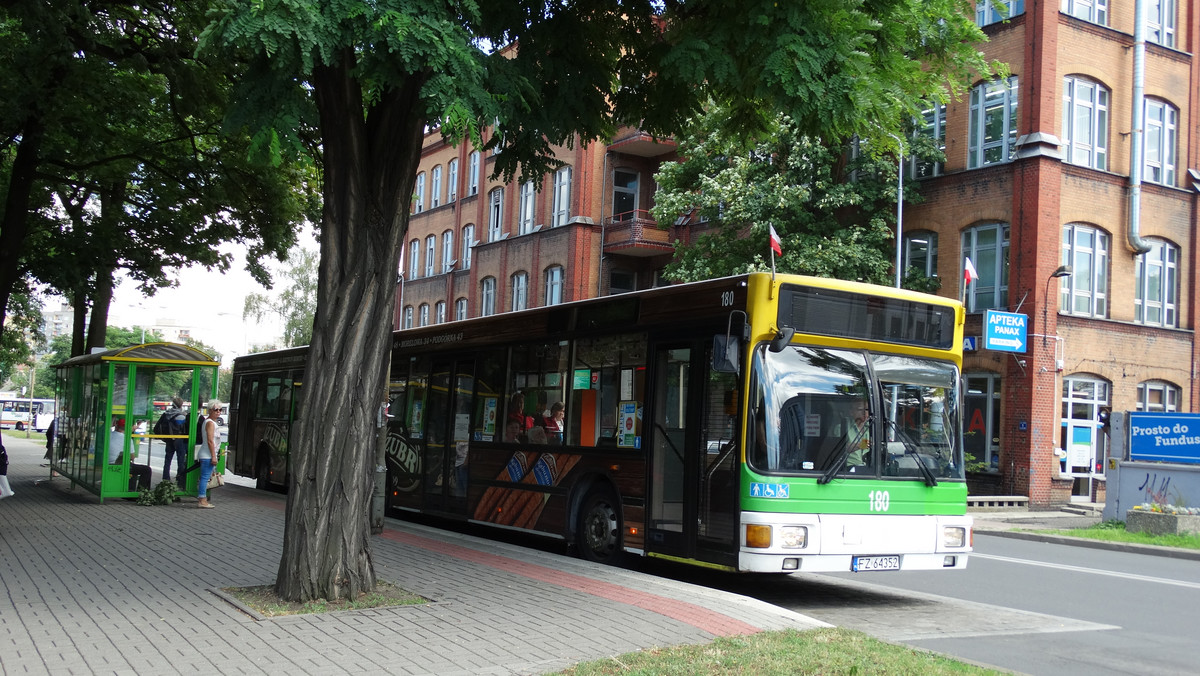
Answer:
155 397 187 488
195 400 224 509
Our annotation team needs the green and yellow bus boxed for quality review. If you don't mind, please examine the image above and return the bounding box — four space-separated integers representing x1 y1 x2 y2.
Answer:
230 272 972 573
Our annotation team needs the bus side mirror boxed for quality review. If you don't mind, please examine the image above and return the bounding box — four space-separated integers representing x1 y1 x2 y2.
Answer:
768 326 795 353
712 335 739 373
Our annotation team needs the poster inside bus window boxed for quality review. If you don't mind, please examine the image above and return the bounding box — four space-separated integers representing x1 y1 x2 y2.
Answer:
618 400 640 448
573 369 591 390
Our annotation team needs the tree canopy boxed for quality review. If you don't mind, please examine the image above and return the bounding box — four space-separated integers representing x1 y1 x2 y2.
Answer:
243 246 319 349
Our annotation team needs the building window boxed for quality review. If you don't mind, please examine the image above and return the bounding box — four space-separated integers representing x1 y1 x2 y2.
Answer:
447 158 458 202
432 166 443 209
1135 239 1178 327
424 235 435 278
468 151 480 196
418 303 430 327
455 297 468 321
1061 224 1109 319
909 104 946 179
964 373 1002 471
610 269 635 295
480 277 496 316
612 169 639 221
441 230 454 273
413 172 426 214
903 232 938 278
1062 76 1108 170
968 77 1019 169
977 0 1023 25
461 224 475 270
435 301 446 324
1138 380 1180 412
1143 98 1177 187
511 272 528 311
488 188 504 241
1061 376 1110 479
961 223 1009 312
403 306 414 329
1147 0 1176 47
408 239 420 279
552 166 572 226
545 265 564 306
1061 0 1106 26
519 180 536 235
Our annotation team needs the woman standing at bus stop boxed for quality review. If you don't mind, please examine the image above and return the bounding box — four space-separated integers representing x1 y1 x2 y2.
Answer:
196 401 223 509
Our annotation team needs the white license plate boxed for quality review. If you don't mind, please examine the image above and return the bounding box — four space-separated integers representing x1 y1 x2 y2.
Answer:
852 555 900 572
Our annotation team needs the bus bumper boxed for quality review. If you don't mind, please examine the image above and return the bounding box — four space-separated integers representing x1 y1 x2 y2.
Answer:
738 512 973 574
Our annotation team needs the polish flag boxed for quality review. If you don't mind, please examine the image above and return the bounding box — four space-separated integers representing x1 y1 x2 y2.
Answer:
963 257 979 284
769 225 782 256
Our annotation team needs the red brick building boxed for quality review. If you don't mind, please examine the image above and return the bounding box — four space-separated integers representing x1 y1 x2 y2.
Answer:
399 2 1200 506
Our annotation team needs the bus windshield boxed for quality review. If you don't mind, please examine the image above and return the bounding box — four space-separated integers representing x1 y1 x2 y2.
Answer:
748 344 964 481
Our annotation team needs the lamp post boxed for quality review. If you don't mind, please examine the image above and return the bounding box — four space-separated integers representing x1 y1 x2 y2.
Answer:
1042 265 1073 347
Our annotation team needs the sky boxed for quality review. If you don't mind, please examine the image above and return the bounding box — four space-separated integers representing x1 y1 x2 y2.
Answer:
102 226 319 366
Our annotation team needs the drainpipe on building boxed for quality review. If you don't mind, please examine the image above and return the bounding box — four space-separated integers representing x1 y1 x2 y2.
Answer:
598 150 610 296
1128 0 1153 255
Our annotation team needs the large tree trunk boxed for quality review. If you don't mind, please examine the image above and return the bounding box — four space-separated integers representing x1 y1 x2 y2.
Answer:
274 53 427 602
70 291 88 358
0 118 45 338
87 266 115 352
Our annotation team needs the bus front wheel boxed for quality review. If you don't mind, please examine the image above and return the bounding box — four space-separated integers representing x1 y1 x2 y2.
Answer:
576 488 622 564
15 421 24 431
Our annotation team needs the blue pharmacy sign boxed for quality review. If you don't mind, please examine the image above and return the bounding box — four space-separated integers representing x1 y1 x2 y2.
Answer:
983 310 1028 353
1127 413 1200 464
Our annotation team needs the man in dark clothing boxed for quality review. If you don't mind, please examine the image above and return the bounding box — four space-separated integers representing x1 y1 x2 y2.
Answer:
159 397 188 488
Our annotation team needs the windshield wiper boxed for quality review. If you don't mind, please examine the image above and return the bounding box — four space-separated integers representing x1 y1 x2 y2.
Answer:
818 419 870 485
886 420 938 487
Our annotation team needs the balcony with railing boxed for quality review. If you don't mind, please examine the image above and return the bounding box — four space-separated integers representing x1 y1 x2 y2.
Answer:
603 210 675 257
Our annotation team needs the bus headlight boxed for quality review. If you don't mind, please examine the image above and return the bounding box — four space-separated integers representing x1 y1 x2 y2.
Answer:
943 526 966 548
779 526 808 549
746 524 772 548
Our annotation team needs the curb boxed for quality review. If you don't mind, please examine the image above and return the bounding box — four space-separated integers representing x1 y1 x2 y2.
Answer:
976 528 1200 561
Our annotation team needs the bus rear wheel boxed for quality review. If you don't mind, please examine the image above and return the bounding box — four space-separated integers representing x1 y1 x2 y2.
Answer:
577 488 622 564
15 421 24 431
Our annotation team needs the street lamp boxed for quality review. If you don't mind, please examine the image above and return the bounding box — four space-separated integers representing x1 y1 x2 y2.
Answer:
1042 265 1073 346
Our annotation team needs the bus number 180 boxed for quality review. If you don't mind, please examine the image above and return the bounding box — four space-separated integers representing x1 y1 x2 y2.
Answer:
869 490 890 512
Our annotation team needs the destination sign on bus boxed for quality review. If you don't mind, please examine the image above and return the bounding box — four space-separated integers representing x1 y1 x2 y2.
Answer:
778 285 955 349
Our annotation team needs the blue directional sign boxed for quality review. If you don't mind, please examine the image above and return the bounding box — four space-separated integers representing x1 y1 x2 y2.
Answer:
983 310 1028 353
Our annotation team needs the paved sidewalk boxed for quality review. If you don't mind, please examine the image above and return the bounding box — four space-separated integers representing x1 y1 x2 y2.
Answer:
0 434 825 675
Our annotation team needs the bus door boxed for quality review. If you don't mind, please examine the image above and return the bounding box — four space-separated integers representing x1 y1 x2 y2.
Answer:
646 339 740 567
421 359 474 515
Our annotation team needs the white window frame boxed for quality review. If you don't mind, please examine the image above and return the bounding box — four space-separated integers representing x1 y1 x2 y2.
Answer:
969 77 1019 169
552 166 572 226
1061 0 1107 26
408 240 420 279
909 104 946 179
964 373 1003 470
1138 380 1180 412
519 181 536 235
431 166 442 208
612 169 639 221
1147 0 1176 47
461 224 475 270
511 271 528 311
435 301 446 325
413 172 426 214
480 277 496 317
903 231 938 278
418 303 430 327
1061 223 1109 319
545 265 564 306
441 230 454 273
424 235 435 278
961 223 1009 312
403 306 414 329
1135 239 1178 327
447 158 458 202
488 188 504 241
1143 98 1177 187
455 297 468 321
468 151 480 196
977 0 1024 25
1062 76 1108 170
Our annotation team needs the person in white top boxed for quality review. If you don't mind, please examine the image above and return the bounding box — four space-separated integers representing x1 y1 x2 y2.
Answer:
196 401 224 509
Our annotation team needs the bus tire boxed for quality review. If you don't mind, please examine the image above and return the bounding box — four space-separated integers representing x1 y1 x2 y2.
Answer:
15 421 24 431
576 487 622 564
